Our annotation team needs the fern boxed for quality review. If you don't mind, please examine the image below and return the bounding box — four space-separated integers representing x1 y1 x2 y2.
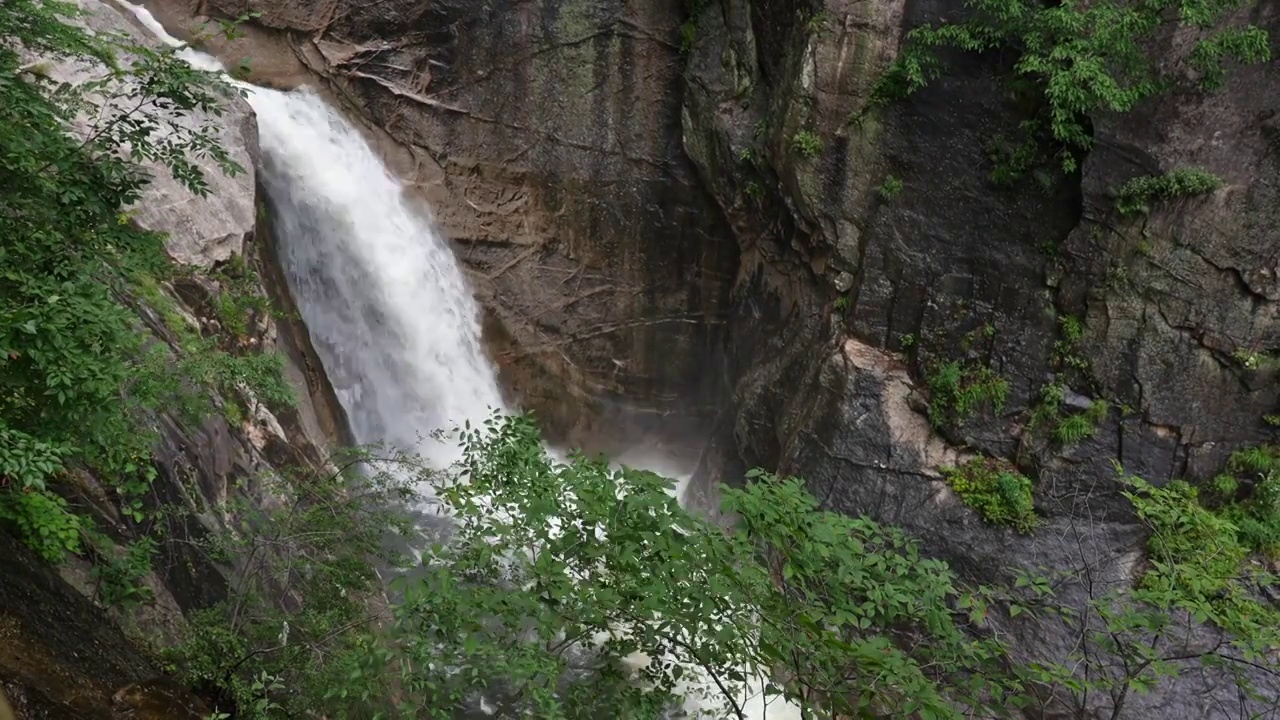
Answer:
1228 445 1280 475
928 361 1009 428
1054 414 1096 445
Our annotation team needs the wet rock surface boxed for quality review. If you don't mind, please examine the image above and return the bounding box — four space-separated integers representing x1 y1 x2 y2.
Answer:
685 0 1280 715
145 0 740 453
0 533 209 720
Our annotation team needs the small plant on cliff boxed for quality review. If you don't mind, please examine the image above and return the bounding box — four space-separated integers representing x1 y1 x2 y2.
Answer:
790 130 823 159
1231 347 1276 371
941 457 1037 533
679 0 710 54
878 175 904 201
869 0 1270 174
1203 445 1280 558
1050 398 1109 447
927 360 1009 428
208 254 274 337
1113 168 1223 214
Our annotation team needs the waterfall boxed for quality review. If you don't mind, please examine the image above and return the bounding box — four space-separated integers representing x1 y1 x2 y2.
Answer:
118 4 505 469
118 5 799 717
251 88 506 465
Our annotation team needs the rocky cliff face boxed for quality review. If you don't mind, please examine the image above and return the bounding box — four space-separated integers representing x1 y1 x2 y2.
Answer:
683 0 1279 715
144 0 741 455
2 0 348 713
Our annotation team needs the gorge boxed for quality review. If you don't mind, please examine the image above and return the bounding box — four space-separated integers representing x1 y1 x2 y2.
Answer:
1 0 1278 717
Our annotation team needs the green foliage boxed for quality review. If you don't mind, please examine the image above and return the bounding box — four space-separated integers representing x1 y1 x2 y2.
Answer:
878 174 904 200
1209 445 1280 559
0 485 83 562
872 0 1271 174
1005 468 1280 716
1232 347 1276 370
330 415 1020 719
1122 473 1279 652
1058 314 1083 344
1052 399 1107 446
162 452 417 718
1113 168 1223 214
927 360 1009 428
790 130 823 159
941 457 1037 533
90 534 157 608
208 254 272 337
1052 413 1095 445
153 417 1280 717
0 0 292 560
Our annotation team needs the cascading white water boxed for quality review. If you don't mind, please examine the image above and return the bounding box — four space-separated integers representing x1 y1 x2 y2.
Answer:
118 3 505 469
251 89 506 465
119 5 799 717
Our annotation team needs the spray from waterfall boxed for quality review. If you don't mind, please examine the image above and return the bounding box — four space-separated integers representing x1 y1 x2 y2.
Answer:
117 5 799 717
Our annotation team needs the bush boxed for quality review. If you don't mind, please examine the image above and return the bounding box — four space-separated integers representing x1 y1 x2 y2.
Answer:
941 457 1037 533
790 130 823 159
263 415 1021 719
1113 168 1223 214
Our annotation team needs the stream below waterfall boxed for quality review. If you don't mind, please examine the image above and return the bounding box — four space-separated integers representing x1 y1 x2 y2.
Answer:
118 5 799 717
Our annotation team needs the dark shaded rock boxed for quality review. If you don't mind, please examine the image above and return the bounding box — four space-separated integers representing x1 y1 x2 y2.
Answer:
0 532 208 720
685 0 1280 715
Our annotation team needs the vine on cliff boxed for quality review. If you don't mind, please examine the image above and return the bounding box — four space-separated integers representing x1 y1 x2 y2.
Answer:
870 0 1271 175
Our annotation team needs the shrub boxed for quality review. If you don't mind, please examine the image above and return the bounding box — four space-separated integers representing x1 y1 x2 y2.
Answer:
870 0 1270 174
941 457 1037 533
1113 168 1223 214
791 130 823 159
189 416 1025 719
